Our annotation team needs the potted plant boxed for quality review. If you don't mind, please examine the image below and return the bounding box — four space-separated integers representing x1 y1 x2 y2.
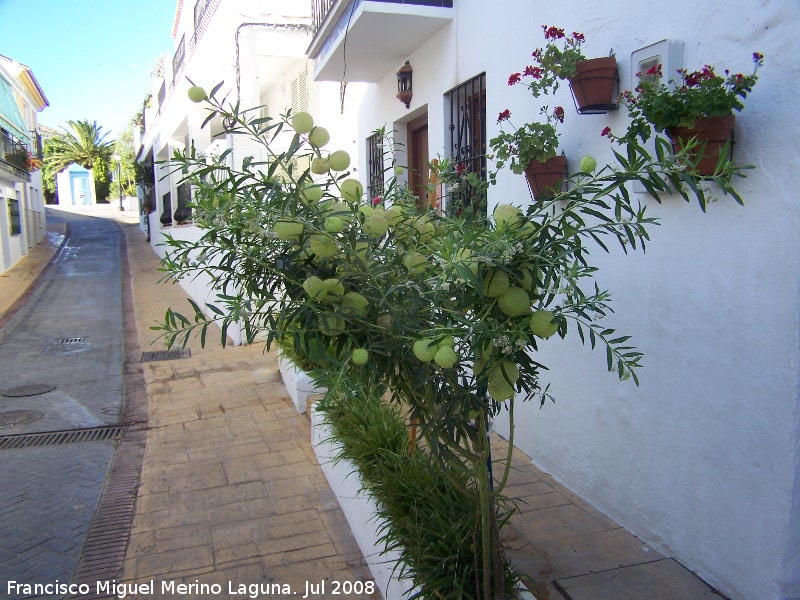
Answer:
618 53 764 174
490 105 567 199
513 25 618 114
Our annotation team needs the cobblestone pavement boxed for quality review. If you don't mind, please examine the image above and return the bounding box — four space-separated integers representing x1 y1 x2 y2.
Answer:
0 207 127 598
0 442 115 590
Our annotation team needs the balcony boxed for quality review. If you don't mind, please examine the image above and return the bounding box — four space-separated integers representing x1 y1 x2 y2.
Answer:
0 129 31 182
307 0 453 83
172 35 186 81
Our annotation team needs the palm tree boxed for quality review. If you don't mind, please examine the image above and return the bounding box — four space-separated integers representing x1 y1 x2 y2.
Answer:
45 119 115 201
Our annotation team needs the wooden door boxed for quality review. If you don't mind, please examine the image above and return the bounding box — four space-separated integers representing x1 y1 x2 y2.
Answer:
407 114 430 210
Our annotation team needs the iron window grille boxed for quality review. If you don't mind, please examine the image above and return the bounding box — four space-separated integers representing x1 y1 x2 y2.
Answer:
444 72 487 217
174 182 192 223
160 192 172 226
366 132 384 202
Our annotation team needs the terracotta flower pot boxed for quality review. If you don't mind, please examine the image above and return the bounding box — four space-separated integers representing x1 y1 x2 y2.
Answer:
668 114 735 176
568 57 618 114
524 155 567 200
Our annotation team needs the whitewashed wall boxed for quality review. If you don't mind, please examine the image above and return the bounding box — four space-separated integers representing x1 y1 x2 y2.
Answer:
356 1 800 599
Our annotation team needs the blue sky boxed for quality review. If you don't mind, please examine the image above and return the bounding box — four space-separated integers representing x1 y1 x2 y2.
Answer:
0 0 178 140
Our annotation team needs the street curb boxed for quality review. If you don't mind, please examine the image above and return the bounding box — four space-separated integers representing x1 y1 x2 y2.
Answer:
0 222 69 331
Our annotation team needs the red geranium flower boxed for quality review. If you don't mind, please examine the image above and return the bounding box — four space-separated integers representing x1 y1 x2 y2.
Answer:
523 65 543 79
601 126 612 137
497 109 511 123
542 25 565 40
508 72 522 86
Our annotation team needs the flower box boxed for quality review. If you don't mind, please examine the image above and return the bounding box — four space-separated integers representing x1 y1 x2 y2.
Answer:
277 353 326 414
310 403 418 600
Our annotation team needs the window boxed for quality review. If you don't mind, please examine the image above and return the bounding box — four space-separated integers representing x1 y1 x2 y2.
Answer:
8 198 21 235
444 73 487 216
160 192 172 226
174 182 192 223
366 132 384 202
291 69 308 114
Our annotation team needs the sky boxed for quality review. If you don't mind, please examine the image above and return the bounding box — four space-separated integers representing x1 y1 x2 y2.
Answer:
0 0 178 141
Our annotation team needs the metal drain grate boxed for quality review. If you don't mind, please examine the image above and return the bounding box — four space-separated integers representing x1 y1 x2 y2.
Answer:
141 349 191 362
0 425 127 449
56 337 89 344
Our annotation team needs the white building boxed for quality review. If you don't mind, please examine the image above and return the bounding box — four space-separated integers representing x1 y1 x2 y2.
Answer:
136 0 365 344
0 54 48 274
306 1 799 599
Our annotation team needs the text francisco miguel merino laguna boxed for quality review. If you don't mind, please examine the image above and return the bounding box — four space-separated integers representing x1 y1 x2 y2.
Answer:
7 578 377 598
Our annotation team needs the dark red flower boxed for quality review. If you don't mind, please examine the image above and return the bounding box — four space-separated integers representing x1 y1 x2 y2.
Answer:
645 64 662 77
456 162 467 176
542 25 565 39
753 52 764 65
601 126 612 137
571 32 585 43
532 49 543 61
497 109 511 123
372 196 382 206
553 106 565 123
508 72 522 86
523 65 544 79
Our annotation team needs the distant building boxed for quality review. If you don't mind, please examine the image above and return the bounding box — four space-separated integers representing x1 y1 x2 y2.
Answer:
136 0 364 344
56 163 97 206
0 53 48 274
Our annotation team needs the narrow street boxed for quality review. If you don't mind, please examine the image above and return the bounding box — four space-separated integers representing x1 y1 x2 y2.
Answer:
0 207 129 597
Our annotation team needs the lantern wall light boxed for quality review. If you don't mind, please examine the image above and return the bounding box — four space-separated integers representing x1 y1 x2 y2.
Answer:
396 61 413 108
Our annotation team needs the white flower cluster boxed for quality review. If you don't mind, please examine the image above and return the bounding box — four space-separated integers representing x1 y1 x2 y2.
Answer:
492 335 513 354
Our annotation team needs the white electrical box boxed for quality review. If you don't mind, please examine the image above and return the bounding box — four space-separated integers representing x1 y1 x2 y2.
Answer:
630 40 683 194
631 39 683 90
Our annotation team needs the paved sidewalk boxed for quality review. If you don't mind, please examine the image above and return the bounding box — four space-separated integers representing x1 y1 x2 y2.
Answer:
119 220 377 598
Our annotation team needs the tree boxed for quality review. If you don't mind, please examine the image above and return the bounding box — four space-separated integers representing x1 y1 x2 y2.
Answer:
44 119 114 201
154 93 748 598
113 124 137 198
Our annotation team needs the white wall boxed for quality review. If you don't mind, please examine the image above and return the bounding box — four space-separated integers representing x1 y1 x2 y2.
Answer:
355 1 800 599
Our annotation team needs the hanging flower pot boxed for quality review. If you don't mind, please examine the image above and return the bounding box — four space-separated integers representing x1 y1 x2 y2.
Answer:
667 114 735 176
568 57 619 114
524 155 567 200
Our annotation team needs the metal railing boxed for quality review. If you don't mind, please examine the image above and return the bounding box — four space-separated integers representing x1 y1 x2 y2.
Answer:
157 81 166 111
172 34 186 79
311 0 337 32
0 129 31 181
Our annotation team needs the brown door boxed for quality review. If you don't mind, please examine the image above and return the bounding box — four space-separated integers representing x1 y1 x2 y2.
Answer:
407 114 430 210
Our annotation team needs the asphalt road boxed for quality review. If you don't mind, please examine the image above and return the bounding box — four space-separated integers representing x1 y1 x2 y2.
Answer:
0 207 126 598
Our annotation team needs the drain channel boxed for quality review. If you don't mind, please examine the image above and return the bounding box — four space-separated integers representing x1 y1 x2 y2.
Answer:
141 348 191 362
0 425 127 449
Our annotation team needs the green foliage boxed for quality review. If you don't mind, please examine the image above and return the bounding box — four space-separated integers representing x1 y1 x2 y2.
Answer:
616 53 764 142
319 391 521 600
113 125 137 197
490 108 561 174
519 25 588 97
44 119 115 201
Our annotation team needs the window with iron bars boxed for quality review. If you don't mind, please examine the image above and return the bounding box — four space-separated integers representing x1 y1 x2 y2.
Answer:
444 73 487 217
174 182 192 223
366 132 384 202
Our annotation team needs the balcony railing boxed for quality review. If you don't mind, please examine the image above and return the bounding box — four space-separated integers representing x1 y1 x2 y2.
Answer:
158 81 166 111
0 129 31 181
172 35 186 79
312 0 337 32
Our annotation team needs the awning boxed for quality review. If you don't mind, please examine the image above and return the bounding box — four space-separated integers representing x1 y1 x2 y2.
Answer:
0 75 30 143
